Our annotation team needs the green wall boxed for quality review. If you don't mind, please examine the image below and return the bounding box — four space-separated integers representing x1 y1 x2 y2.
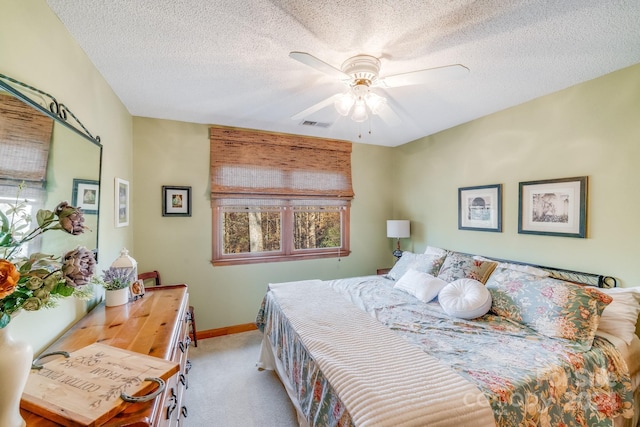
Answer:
394 63 640 287
1 0 133 353
132 118 394 331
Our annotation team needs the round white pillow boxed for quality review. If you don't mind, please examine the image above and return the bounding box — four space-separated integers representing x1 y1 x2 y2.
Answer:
438 278 492 319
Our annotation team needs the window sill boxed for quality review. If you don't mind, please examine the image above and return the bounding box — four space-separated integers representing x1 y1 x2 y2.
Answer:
211 250 351 267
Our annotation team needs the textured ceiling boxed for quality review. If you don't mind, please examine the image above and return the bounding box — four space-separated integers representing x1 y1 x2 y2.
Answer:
46 0 640 147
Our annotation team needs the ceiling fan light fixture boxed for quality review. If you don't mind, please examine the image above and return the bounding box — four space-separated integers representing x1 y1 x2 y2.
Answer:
365 91 386 115
351 100 368 122
335 92 355 116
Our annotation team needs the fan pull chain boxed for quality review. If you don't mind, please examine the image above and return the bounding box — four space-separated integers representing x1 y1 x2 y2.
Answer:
357 117 374 139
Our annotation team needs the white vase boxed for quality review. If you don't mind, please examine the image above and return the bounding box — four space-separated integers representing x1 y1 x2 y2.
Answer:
105 287 130 307
0 320 33 427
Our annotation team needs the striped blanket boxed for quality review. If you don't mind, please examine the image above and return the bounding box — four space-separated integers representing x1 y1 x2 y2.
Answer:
258 280 496 426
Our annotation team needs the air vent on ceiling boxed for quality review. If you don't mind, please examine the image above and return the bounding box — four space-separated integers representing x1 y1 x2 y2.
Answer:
300 120 332 128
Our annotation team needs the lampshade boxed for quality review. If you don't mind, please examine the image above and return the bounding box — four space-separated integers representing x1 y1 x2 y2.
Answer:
387 220 410 238
334 92 355 116
364 91 386 114
351 99 369 122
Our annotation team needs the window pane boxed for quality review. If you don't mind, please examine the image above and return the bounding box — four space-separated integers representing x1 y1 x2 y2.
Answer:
293 208 341 250
0 197 38 257
222 209 281 254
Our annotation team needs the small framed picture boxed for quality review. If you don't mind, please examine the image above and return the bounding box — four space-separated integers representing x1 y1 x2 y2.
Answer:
162 186 192 217
458 184 502 232
72 179 99 214
130 279 145 301
518 176 587 238
115 178 130 227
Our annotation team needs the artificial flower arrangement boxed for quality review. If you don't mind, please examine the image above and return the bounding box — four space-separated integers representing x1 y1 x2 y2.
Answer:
0 184 95 329
100 266 136 291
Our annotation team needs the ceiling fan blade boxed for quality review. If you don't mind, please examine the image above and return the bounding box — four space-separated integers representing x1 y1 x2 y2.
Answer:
378 64 469 88
291 94 341 121
289 51 350 81
376 104 402 127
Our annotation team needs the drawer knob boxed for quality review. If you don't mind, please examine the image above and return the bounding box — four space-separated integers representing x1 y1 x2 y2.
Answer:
181 406 189 418
166 388 177 419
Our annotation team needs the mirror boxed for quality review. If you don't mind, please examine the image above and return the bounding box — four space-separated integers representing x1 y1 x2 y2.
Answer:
0 73 102 257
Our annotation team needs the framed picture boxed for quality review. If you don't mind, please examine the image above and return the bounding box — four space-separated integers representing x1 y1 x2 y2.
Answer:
72 179 99 214
458 184 502 232
115 178 130 227
130 279 145 301
518 176 587 238
162 186 192 217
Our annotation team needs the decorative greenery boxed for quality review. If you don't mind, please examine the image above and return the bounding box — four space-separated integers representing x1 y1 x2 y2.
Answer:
0 183 95 328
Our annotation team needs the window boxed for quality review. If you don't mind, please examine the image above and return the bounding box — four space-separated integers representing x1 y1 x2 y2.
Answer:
0 93 52 256
210 126 353 265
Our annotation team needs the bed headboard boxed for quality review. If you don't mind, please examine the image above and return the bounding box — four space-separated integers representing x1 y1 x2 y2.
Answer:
485 256 617 288
533 265 616 288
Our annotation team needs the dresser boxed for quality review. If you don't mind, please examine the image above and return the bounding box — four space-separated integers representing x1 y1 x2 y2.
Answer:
21 284 192 426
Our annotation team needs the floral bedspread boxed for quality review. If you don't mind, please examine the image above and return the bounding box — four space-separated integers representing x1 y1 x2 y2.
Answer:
256 276 634 427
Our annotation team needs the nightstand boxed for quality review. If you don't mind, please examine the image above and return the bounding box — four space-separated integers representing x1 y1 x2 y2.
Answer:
377 268 391 275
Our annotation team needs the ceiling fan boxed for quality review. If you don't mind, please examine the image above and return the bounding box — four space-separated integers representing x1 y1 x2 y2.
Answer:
289 51 470 128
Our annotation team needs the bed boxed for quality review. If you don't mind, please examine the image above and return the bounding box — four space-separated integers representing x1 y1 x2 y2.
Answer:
256 248 640 427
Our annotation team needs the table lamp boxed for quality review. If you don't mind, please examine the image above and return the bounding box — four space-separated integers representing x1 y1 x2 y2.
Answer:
386 220 410 259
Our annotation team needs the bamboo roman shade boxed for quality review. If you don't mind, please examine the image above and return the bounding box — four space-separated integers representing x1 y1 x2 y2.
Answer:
210 126 354 200
0 93 53 188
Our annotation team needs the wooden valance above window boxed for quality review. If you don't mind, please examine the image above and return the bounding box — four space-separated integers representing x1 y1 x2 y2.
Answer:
209 125 354 200
0 93 53 187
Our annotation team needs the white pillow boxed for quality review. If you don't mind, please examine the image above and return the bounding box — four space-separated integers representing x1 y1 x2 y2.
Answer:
597 287 640 345
394 269 448 303
438 278 492 319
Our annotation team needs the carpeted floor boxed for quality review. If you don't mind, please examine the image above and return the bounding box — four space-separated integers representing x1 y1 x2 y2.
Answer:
185 330 299 426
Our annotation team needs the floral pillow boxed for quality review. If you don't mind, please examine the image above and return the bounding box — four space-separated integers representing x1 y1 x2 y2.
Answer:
386 252 447 281
424 245 448 257
473 255 551 277
486 267 612 351
436 252 497 284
